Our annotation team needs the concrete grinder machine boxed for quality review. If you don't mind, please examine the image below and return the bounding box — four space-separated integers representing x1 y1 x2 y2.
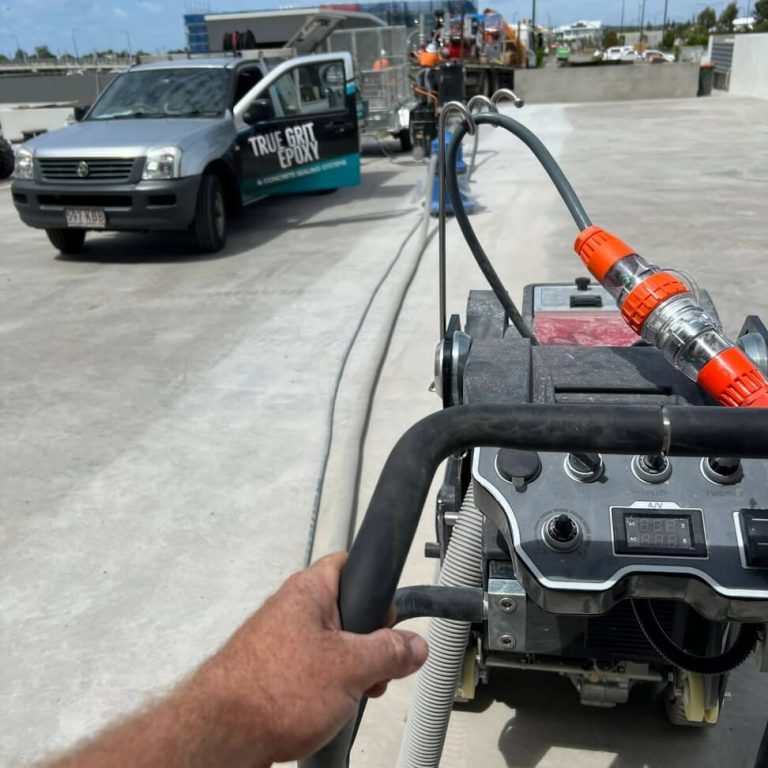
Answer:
302 94 768 767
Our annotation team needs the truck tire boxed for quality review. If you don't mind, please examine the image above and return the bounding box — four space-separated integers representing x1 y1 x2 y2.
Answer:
46 228 86 254
193 173 227 253
0 137 14 180
398 128 413 153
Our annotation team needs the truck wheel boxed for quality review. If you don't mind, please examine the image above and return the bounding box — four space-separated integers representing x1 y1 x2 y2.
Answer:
0 137 14 180
46 228 86 254
398 128 413 153
193 173 227 253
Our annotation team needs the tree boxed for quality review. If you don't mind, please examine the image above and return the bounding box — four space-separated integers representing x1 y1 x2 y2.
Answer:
34 45 56 60
755 0 768 23
718 1 738 31
13 47 27 61
603 29 619 48
697 6 717 30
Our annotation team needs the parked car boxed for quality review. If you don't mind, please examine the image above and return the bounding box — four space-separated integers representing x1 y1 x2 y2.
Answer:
642 49 675 63
602 45 639 61
0 135 14 180
12 52 361 254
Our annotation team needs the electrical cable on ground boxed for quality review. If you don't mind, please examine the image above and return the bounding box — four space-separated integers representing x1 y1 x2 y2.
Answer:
303 210 431 565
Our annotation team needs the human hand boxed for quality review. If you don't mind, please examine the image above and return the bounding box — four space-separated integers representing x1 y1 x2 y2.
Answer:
189 552 428 764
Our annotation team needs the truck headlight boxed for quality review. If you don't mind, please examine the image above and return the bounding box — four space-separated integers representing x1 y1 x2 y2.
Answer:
13 147 33 180
142 146 182 180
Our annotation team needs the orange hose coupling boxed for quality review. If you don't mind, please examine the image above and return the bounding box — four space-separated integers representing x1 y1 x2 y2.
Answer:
620 272 689 334
574 225 635 282
698 348 768 408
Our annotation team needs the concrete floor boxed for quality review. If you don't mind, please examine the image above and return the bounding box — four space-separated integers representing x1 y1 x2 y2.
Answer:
2 93 768 768
0 146 423 765
353 93 768 768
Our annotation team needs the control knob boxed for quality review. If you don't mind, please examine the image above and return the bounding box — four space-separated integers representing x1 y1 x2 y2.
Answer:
543 513 582 552
702 456 743 485
565 452 604 483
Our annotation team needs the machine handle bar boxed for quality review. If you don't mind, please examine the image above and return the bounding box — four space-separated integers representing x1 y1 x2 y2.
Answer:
304 403 768 768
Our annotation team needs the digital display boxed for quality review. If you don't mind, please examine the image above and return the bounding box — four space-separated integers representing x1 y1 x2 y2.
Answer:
612 507 706 557
624 515 693 550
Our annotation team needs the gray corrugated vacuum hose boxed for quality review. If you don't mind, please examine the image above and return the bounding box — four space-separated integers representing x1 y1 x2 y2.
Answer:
397 482 484 767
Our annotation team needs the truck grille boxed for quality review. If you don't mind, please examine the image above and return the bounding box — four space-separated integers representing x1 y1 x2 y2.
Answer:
39 158 137 182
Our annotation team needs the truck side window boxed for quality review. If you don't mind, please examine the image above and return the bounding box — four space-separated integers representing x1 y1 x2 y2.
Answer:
269 60 346 117
234 68 263 106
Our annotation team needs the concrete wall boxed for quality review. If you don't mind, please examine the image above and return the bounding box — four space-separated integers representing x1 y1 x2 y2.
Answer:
623 30 663 47
0 72 118 108
730 33 768 99
514 62 699 104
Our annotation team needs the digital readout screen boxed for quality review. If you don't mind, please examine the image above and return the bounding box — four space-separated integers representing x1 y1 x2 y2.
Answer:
624 515 693 550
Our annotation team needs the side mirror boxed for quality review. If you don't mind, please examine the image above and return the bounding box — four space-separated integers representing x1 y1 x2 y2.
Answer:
73 105 89 122
243 98 273 125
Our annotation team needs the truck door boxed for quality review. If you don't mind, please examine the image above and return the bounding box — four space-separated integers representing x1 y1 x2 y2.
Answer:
234 53 360 201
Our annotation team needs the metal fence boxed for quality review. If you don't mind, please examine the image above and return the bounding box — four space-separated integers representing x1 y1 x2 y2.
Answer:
325 26 412 135
710 39 734 89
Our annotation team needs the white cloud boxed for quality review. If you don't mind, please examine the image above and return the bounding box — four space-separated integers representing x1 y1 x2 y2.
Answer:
139 1 163 13
113 7 128 18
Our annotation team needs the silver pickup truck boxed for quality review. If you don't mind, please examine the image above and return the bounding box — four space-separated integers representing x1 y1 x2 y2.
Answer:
11 52 360 254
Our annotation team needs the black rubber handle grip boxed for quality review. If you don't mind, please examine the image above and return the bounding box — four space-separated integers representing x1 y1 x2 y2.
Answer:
340 403 768 635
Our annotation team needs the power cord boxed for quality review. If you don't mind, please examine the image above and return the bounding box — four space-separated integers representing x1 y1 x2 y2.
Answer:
444 111 595 342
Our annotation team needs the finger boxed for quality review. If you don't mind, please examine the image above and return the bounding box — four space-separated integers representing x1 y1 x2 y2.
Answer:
346 628 428 692
299 552 349 621
308 551 348 579
365 681 389 699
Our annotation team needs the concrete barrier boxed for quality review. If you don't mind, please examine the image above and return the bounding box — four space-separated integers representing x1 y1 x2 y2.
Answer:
730 33 768 100
0 72 117 108
514 62 700 104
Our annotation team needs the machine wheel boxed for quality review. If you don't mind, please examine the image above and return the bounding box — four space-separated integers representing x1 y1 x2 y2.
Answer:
0 137 14 179
193 173 227 253
398 128 413 153
666 672 720 727
45 228 86 254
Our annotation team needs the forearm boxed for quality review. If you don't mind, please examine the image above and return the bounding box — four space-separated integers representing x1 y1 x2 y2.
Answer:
44 672 272 768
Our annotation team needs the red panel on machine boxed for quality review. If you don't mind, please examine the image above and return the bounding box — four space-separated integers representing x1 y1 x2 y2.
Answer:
534 312 640 347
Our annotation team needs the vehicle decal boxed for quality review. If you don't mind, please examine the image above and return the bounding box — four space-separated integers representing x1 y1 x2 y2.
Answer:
241 152 360 197
246 122 319 170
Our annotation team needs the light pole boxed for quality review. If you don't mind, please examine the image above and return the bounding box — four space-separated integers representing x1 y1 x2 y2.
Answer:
121 29 132 57
71 28 80 62
620 0 626 35
639 0 647 45
11 33 27 63
662 0 669 34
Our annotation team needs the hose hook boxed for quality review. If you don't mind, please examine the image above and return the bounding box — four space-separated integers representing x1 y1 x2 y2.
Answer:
438 101 476 340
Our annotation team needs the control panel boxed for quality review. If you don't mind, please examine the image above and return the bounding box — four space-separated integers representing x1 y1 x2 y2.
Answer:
473 447 768 599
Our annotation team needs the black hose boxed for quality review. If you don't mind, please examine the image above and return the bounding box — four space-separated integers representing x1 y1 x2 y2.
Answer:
448 112 592 231
632 599 759 675
444 124 538 344
444 112 595 344
394 586 485 624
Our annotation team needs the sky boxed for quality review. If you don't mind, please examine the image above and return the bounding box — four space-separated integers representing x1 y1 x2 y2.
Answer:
0 0 753 57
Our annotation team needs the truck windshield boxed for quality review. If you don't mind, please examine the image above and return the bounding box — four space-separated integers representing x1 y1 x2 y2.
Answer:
88 68 230 120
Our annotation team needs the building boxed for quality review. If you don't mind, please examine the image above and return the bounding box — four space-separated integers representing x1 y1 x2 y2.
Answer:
184 1 478 53
733 16 756 31
553 20 602 47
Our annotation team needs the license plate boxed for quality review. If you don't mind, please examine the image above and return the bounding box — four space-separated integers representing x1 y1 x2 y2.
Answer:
65 209 106 228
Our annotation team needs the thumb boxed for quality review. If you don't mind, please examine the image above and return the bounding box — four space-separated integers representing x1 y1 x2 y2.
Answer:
346 628 428 692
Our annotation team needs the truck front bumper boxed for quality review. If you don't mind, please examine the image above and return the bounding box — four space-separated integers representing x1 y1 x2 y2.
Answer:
11 177 200 231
